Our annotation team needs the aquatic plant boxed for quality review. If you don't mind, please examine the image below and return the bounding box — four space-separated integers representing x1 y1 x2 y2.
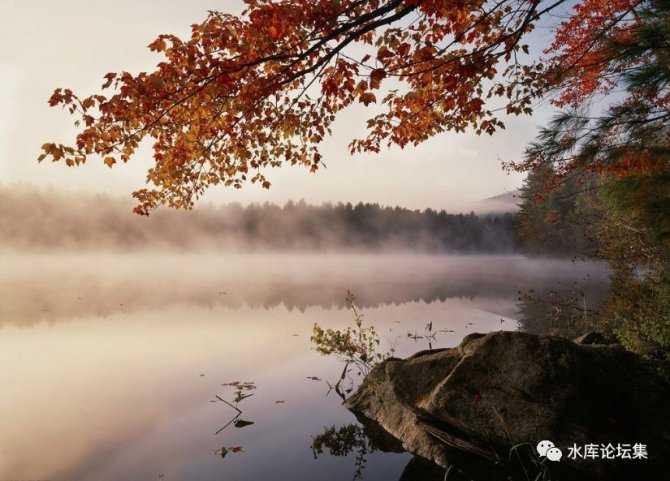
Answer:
311 291 390 376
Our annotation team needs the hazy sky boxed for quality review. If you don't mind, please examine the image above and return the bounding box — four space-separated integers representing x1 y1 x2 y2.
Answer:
0 1 558 211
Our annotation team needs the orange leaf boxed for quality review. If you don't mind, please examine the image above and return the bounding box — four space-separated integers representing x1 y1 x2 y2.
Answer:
360 92 376 106
370 69 386 89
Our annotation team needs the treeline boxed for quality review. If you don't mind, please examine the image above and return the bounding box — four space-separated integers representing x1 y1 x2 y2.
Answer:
229 201 518 252
517 164 600 257
513 0 670 360
518 163 670 358
0 185 517 252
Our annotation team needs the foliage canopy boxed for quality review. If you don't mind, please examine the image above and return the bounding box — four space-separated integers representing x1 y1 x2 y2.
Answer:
39 0 632 214
42 0 670 355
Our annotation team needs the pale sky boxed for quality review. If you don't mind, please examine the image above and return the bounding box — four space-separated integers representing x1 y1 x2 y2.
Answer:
0 0 558 211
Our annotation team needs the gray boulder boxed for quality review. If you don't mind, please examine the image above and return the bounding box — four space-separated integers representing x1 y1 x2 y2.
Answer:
345 331 670 480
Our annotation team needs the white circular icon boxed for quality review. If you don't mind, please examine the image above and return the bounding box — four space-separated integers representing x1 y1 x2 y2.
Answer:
546 447 563 462
536 440 555 457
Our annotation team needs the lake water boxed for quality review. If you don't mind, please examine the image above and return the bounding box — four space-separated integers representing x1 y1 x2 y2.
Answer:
0 253 609 481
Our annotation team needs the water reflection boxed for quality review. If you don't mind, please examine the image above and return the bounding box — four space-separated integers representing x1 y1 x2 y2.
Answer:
312 424 378 480
0 253 608 327
516 277 609 338
310 419 558 481
213 381 256 439
0 254 609 481
309 418 549 481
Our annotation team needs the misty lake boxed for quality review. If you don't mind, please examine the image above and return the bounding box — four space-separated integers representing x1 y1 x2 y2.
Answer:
0 253 609 481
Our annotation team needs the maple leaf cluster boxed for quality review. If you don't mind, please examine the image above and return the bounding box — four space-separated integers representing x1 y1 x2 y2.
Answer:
506 0 670 183
44 0 645 214
544 0 645 108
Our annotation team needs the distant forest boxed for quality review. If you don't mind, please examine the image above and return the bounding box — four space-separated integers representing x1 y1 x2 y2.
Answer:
225 201 518 251
1 186 517 252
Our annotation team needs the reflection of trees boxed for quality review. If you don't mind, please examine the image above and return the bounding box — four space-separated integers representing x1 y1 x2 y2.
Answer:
311 424 374 481
515 279 609 337
1 262 608 327
311 418 452 481
310 418 575 481
311 413 408 481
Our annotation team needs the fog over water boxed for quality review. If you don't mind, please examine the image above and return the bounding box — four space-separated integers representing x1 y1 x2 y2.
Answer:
0 180 610 481
0 251 609 481
1 253 608 327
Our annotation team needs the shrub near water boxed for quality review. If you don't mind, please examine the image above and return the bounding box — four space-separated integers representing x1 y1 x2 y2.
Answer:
311 292 390 377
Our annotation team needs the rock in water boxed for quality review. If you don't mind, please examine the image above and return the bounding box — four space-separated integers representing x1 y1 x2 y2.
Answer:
345 331 670 480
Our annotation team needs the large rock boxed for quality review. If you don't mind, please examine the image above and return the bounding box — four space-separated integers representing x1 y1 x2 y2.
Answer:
345 331 670 480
